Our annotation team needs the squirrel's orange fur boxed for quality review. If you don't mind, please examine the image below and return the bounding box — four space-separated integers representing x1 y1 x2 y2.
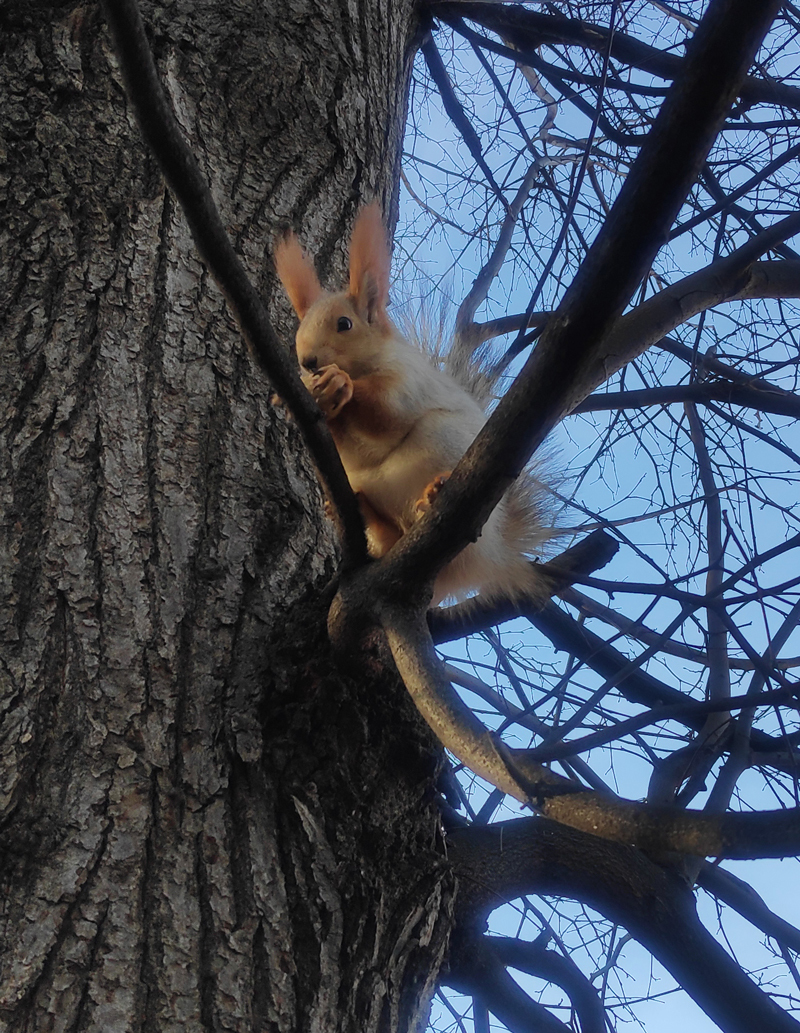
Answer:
274 204 550 606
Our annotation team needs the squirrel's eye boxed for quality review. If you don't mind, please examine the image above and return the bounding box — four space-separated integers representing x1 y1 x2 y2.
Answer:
337 316 353 333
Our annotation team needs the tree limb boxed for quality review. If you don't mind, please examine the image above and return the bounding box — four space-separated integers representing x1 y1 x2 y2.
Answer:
383 588 800 860
484 937 606 1033
561 586 800 670
377 0 781 598
420 30 508 206
698 863 800 955
578 220 800 409
454 161 542 340
507 685 798 768
444 935 573 1033
100 0 368 566
670 141 800 239
523 601 795 759
432 2 800 114
573 380 800 418
449 818 800 1033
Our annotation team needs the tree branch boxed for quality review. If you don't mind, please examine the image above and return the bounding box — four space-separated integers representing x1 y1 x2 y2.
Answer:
420 30 508 206
100 0 368 566
573 380 800 418
578 220 800 409
379 0 781 597
698 863 800 955
485 937 606 1033
383 590 800 860
670 141 800 239
449 818 800 1033
490 257 800 405
659 315 800 390
518 601 791 759
508 685 797 768
561 586 800 671
445 935 573 1033
432 3 800 114
454 161 542 340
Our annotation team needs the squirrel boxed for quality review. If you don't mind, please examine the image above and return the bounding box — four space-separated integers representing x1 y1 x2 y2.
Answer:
274 204 552 607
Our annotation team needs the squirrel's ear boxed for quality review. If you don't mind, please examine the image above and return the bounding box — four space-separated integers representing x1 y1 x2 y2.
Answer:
349 204 390 326
274 232 323 319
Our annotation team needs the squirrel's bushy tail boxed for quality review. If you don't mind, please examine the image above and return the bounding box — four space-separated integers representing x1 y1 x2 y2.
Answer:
394 295 560 608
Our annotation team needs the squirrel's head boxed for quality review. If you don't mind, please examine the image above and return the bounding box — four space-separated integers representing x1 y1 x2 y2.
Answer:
274 204 394 376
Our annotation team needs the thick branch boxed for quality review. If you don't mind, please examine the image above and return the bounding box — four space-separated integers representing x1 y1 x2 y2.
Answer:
100 0 367 565
385 591 800 860
485 937 607 1033
380 0 781 595
445 936 572 1033
449 818 800 1033
432 3 800 114
500 754 800 860
579 241 800 405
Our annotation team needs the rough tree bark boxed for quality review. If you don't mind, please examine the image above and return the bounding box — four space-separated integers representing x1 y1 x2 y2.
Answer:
5 2 798 1032
0 2 455 1031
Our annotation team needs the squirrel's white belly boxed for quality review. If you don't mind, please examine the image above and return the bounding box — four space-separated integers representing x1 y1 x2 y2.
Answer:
347 409 482 528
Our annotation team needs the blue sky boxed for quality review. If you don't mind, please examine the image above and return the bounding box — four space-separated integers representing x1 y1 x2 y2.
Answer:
393 4 800 1029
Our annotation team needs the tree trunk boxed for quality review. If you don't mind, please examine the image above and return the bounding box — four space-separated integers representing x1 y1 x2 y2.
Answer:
0 3 454 1031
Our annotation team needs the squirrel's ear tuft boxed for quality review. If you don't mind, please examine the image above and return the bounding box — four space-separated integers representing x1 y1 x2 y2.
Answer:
349 204 390 326
274 231 323 319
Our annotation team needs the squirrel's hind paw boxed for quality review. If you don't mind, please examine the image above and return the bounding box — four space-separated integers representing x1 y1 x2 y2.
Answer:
414 473 452 518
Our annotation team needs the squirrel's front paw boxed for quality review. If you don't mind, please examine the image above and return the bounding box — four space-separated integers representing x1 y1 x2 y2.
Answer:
309 364 353 416
414 473 452 518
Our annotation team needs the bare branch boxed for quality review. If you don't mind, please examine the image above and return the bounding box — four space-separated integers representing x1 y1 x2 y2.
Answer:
578 219 800 409
454 160 542 338
659 317 800 389
698 863 800 954
670 141 800 239
649 401 731 808
383 586 800 859
522 601 792 759
100 0 368 565
562 586 800 670
511 685 797 768
379 0 782 600
432 2 800 113
420 30 508 206
486 937 607 1033
445 934 573 1033
449 819 800 1033
574 380 800 418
